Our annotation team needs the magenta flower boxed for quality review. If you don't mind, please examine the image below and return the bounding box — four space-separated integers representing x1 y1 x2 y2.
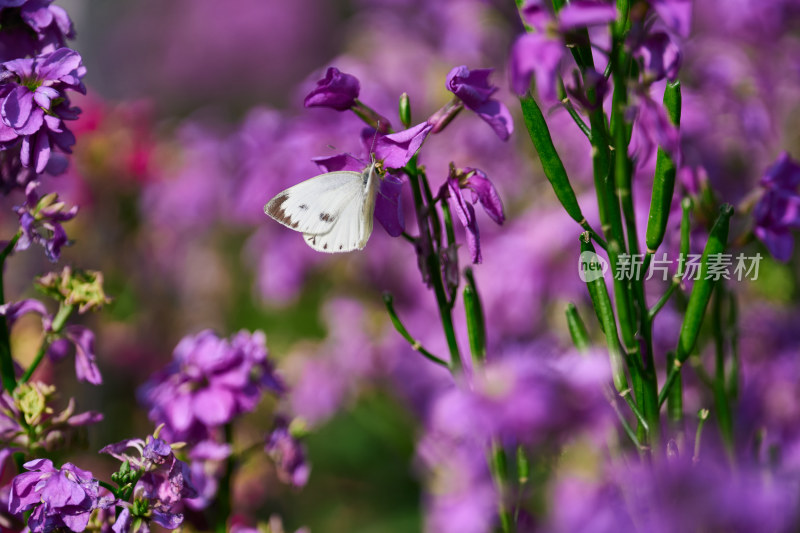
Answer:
14 180 77 261
0 47 85 173
445 66 513 141
438 167 504 264
754 152 800 262
313 151 405 237
9 459 103 533
138 330 284 440
303 67 360 111
265 418 310 488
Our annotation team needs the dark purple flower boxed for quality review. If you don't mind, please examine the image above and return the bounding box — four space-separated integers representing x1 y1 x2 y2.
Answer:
445 66 513 141
9 458 102 532
635 31 682 82
374 122 432 169
13 180 77 261
303 67 360 111
754 152 800 261
138 330 284 440
439 167 504 264
0 47 85 173
265 418 310 488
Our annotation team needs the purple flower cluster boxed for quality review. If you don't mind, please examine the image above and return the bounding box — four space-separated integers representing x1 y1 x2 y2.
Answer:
13 180 77 261
0 0 73 62
139 330 284 442
9 459 106 532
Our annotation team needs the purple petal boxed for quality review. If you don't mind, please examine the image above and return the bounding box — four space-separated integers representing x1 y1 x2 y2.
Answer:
558 0 618 31
112 508 132 533
39 471 86 507
193 386 236 426
636 32 682 82
36 48 82 81
189 440 232 461
312 153 364 173
67 410 103 426
303 67 360 111
15 107 44 136
521 0 553 31
2 86 33 129
445 66 496 108
761 151 800 190
447 179 482 263
509 32 564 101
472 99 514 141
32 129 51 173
21 1 54 31
33 86 58 109
2 58 34 79
167 393 194 431
0 298 50 327
755 226 794 263
66 325 103 385
61 511 93 532
375 173 405 237
374 122 432 168
465 170 505 225
151 509 184 530
650 0 693 38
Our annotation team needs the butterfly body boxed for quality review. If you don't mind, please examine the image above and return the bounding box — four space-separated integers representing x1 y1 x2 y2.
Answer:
264 162 379 252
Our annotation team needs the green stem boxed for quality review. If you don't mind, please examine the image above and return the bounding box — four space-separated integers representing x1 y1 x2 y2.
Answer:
406 162 462 372
490 443 513 533
711 287 734 457
692 408 710 465
0 233 21 393
383 293 449 368
214 423 234 533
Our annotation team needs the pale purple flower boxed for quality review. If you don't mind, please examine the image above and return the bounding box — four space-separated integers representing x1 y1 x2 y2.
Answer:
374 122 432 169
445 66 513 141
138 330 284 440
265 418 310 488
438 167 504 264
0 47 85 173
754 152 800 262
13 180 77 261
303 67 360 111
558 0 617 31
9 459 102 533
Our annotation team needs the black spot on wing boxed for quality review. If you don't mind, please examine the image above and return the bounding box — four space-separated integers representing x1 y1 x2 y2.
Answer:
320 212 334 222
299 204 308 210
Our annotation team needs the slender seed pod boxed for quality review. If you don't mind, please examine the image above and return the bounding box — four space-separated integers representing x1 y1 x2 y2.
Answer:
566 302 591 352
398 92 411 128
646 81 682 253
520 97 586 225
463 268 486 365
666 351 683 424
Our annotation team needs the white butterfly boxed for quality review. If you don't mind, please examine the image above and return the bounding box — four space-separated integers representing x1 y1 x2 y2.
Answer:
264 160 380 253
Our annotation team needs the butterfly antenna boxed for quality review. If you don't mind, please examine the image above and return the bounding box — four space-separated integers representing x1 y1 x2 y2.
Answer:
368 121 381 161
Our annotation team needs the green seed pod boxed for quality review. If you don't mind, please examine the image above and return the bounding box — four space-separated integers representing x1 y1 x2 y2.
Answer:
645 81 682 253
399 92 411 129
520 97 586 225
566 302 591 352
463 268 486 364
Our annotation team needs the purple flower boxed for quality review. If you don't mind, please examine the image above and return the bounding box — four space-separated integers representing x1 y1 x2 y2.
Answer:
629 91 681 167
558 0 617 31
634 31 682 82
13 180 77 261
265 418 310 488
0 47 85 173
313 151 405 237
101 432 197 531
445 66 513 141
511 0 616 100
649 0 693 38
303 67 360 111
439 167 504 264
509 32 564 100
9 459 102 532
754 152 800 261
0 298 102 385
0 0 74 61
138 330 284 440
374 122 432 169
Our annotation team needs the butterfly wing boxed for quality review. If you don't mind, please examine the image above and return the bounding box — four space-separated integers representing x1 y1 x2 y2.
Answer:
264 171 364 236
303 164 379 253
